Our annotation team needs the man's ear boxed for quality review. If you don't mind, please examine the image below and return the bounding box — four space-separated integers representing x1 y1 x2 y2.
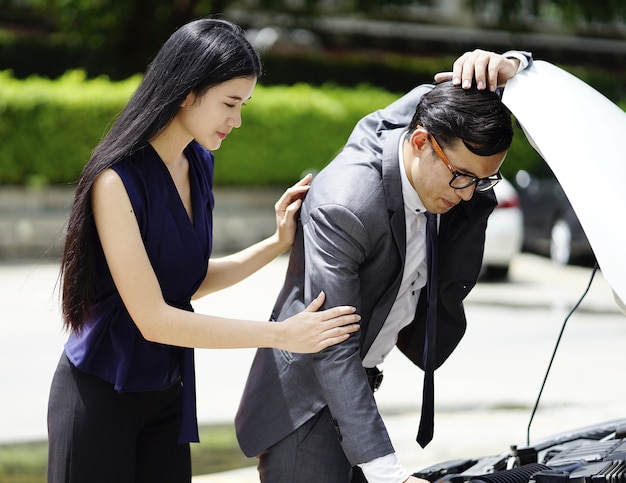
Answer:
408 127 429 154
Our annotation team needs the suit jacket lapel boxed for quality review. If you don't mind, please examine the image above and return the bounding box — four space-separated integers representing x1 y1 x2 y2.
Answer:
360 129 408 358
382 129 407 252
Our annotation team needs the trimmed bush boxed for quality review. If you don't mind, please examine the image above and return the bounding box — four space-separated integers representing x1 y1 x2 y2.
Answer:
0 66 623 187
0 70 140 186
215 82 398 185
0 72 399 186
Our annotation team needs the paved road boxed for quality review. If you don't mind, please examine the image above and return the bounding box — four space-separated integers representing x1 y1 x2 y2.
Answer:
1 253 624 481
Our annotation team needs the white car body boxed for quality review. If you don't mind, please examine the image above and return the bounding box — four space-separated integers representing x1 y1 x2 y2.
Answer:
481 177 524 279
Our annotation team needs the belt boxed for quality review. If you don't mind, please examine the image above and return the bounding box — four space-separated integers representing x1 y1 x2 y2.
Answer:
365 366 384 392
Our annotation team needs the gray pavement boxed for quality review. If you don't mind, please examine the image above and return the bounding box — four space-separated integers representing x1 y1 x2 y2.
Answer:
1 253 625 482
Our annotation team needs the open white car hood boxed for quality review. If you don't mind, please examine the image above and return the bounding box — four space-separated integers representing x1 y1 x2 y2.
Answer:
502 60 626 312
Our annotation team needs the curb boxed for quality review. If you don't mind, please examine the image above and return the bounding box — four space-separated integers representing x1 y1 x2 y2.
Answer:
0 186 283 260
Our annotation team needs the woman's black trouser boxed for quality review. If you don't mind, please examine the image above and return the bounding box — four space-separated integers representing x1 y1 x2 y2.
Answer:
47 353 191 483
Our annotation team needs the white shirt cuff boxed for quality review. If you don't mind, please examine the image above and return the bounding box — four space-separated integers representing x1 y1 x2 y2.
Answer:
359 453 411 483
502 50 530 73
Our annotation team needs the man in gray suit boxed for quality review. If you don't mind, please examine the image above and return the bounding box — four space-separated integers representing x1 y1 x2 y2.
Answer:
236 50 531 483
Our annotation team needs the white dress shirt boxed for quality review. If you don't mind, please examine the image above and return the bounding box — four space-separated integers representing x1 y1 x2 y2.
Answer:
360 134 438 482
363 134 430 367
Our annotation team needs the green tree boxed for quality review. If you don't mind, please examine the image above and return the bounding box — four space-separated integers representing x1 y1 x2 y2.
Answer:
467 0 626 27
252 0 420 14
3 0 226 76
551 0 626 23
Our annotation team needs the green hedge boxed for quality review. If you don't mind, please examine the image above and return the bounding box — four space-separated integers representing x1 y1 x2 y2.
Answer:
215 82 398 185
0 71 398 186
0 70 141 186
0 67 622 187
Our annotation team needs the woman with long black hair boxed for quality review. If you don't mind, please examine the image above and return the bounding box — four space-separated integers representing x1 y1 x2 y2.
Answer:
47 18 360 483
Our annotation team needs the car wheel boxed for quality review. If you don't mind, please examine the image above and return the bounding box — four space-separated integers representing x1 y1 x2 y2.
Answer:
550 218 572 265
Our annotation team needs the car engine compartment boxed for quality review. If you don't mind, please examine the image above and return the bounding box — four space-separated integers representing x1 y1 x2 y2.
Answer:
413 419 626 483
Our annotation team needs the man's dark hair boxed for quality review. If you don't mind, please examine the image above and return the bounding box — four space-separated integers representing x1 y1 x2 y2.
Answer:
409 81 513 156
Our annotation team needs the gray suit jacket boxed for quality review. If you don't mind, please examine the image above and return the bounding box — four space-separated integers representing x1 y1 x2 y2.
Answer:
235 84 497 465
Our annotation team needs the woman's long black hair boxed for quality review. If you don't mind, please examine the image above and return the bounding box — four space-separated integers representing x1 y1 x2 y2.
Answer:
60 18 262 332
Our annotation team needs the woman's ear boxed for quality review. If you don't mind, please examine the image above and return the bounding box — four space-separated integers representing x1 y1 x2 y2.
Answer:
180 92 195 108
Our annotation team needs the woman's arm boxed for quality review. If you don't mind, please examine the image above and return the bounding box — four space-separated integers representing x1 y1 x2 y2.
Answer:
193 174 311 298
91 169 359 352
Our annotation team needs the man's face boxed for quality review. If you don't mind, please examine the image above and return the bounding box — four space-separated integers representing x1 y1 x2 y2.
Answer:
403 128 506 214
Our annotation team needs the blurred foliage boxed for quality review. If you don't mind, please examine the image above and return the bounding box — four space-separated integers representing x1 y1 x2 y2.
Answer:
215 82 399 185
191 423 255 475
544 0 626 23
0 70 140 185
0 70 396 186
0 0 221 77
259 50 455 92
0 423 252 482
244 0 626 24
1 0 625 80
0 440 46 483
467 0 626 28
251 0 422 15
2 64 623 188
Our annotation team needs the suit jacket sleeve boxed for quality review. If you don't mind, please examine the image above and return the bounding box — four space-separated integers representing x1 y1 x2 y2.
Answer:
303 201 395 466
298 84 437 465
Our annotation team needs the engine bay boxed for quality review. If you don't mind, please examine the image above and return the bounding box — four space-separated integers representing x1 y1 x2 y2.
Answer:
414 419 626 483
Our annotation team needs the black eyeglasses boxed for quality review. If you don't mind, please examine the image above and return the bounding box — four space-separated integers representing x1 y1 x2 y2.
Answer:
428 134 501 192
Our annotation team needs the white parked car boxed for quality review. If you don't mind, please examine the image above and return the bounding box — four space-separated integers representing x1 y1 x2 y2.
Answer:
481 177 524 280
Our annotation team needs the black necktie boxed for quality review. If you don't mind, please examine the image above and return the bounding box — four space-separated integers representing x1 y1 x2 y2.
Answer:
417 212 438 448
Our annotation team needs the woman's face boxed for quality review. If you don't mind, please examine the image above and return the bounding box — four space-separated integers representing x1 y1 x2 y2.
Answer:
177 76 257 151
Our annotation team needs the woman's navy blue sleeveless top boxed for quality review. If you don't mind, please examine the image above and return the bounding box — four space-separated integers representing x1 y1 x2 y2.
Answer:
65 140 214 443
